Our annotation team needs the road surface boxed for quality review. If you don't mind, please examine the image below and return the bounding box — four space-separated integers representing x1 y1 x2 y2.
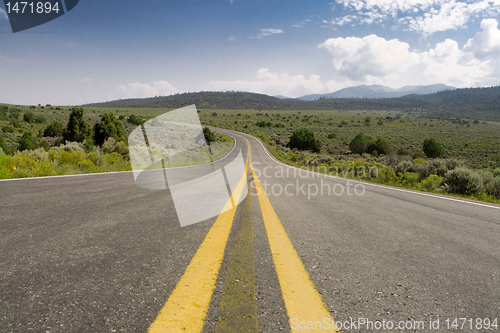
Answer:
1 130 499 332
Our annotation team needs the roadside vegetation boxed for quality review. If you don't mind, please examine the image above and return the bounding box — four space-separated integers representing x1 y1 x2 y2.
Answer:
1 103 498 203
197 109 500 204
0 105 232 179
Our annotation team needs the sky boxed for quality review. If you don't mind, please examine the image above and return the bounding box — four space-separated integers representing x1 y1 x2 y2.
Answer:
1 0 500 105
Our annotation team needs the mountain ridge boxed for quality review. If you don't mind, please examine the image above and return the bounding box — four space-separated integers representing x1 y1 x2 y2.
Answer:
297 84 455 101
85 86 500 122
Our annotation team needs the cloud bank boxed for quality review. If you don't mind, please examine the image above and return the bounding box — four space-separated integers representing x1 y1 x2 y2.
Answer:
332 0 500 35
118 80 178 99
210 19 500 97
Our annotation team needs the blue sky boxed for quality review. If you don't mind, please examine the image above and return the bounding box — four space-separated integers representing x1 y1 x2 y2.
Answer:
1 0 500 105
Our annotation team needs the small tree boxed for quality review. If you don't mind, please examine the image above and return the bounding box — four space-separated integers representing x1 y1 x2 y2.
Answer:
349 133 373 155
423 138 444 158
63 107 92 143
17 132 37 151
43 121 64 137
203 127 216 143
287 129 321 153
93 113 127 146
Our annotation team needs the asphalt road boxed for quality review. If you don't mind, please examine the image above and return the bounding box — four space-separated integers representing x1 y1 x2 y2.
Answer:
1 130 499 332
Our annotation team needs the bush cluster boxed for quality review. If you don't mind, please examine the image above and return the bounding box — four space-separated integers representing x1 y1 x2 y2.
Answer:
287 129 321 153
349 133 392 155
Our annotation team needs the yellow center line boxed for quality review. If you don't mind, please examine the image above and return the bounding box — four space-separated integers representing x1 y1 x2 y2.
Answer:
244 135 338 332
148 141 250 333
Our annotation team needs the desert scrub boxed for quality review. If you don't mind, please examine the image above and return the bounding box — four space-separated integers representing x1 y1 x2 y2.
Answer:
4 154 56 178
0 147 132 179
419 174 443 191
442 168 485 196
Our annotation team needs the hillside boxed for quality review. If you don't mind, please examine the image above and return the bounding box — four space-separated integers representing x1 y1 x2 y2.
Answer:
297 84 455 100
86 87 500 122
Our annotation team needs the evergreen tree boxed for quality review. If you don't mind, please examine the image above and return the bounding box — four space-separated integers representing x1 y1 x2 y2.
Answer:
423 138 445 158
63 107 92 143
93 113 127 146
17 132 37 151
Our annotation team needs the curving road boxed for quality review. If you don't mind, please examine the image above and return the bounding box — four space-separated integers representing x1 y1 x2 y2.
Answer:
0 130 499 332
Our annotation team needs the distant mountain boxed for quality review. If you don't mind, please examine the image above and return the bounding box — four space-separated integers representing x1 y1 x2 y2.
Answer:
297 84 455 101
273 95 294 100
86 86 500 122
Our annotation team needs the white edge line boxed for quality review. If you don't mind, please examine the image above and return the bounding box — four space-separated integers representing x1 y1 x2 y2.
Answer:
222 129 500 211
0 131 237 183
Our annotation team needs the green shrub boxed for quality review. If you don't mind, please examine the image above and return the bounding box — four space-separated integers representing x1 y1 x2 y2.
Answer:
53 141 85 153
23 112 36 123
6 154 55 178
423 138 445 158
395 160 413 174
349 133 373 155
11 118 21 128
369 138 392 155
43 121 64 137
93 113 127 146
212 112 218 116
128 114 144 125
442 167 485 195
17 132 37 151
203 127 216 143
420 174 443 191
113 141 129 159
2 126 14 133
287 129 321 153
10 109 21 119
0 136 12 155
482 173 500 198
327 133 336 139
401 172 420 187
493 168 500 178
34 115 47 124
63 107 92 143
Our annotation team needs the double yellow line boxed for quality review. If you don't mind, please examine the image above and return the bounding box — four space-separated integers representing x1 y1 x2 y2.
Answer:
149 135 337 332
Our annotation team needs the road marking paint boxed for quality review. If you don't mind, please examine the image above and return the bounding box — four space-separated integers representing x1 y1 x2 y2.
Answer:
214 186 258 333
248 146 338 332
148 138 249 333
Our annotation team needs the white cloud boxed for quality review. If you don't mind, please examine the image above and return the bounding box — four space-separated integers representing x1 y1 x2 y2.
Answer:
228 36 236 41
319 35 420 80
333 0 500 35
0 8 8 20
256 28 284 38
208 68 325 98
463 18 500 59
319 18 500 87
118 80 178 99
